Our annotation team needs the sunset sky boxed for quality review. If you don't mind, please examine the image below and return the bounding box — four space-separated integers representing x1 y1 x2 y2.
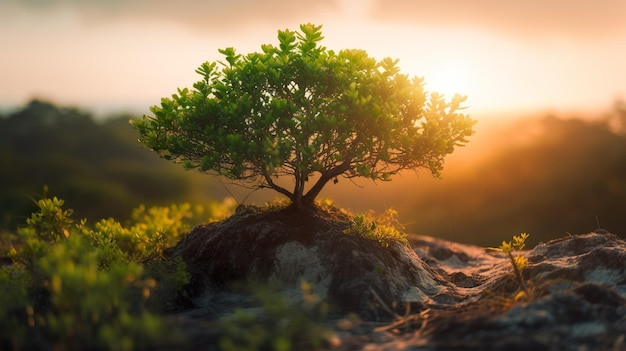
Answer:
1 0 625 120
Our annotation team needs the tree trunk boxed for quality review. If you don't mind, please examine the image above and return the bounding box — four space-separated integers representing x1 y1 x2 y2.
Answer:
290 196 311 213
299 159 352 210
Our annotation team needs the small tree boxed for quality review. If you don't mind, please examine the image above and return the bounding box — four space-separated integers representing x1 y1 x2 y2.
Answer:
132 24 475 210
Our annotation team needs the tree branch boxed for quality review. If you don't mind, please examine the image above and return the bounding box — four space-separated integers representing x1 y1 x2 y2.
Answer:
302 158 352 205
261 168 294 201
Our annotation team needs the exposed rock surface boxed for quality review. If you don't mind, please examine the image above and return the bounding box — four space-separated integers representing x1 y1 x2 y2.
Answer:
167 207 626 350
363 232 626 351
167 205 450 320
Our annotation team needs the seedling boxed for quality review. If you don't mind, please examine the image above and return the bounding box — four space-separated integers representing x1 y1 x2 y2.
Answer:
499 233 530 301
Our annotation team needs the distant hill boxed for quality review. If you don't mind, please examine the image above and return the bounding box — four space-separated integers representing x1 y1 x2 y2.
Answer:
401 114 626 246
0 100 224 229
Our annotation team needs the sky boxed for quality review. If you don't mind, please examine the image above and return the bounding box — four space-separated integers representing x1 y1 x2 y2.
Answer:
1 0 625 121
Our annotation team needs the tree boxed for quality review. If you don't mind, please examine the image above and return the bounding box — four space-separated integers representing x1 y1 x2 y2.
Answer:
132 23 475 210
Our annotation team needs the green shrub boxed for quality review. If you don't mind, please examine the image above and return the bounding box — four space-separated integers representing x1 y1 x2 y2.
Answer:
0 192 224 350
344 209 409 247
25 195 73 242
33 234 175 350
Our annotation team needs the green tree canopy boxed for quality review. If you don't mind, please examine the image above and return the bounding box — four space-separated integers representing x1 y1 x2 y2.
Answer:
133 23 475 210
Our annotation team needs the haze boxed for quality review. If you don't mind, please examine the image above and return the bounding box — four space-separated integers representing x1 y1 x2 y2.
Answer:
1 0 625 119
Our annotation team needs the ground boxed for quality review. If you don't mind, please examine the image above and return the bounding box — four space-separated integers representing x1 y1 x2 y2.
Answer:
166 206 626 350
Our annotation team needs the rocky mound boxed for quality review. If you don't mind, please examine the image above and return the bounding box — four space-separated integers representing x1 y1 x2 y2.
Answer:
166 205 452 320
166 206 626 350
364 232 626 350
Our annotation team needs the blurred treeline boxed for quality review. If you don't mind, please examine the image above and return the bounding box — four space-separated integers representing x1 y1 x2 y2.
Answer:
394 102 626 247
1 99 625 247
0 100 224 230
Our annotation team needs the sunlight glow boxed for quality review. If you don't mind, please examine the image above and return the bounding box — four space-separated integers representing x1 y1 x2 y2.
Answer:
1 2 624 118
424 62 474 99
337 0 376 19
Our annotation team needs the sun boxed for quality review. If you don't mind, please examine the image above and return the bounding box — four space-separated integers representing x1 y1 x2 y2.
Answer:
424 62 474 99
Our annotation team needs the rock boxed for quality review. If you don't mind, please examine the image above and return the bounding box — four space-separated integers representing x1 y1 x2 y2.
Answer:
167 208 626 350
367 232 626 351
166 205 451 320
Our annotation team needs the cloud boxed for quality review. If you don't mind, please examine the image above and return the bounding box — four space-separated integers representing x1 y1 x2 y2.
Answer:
3 0 338 33
8 0 625 41
368 0 626 41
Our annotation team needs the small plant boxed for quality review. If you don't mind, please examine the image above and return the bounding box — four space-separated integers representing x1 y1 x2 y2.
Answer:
26 194 73 242
499 232 530 301
218 282 333 351
344 209 408 248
